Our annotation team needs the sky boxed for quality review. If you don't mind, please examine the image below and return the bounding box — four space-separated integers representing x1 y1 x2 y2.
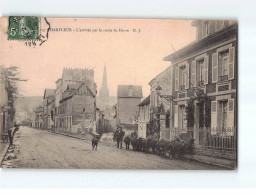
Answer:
0 17 196 97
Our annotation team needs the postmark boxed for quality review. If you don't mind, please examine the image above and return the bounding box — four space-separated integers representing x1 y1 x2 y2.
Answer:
8 16 39 40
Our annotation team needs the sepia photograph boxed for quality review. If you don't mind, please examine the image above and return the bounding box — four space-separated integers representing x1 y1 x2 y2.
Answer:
0 17 237 170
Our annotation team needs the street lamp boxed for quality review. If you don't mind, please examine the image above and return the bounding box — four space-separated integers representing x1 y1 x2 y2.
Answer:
156 85 174 130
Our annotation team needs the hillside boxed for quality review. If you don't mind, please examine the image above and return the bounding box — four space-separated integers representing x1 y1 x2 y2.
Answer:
15 96 43 114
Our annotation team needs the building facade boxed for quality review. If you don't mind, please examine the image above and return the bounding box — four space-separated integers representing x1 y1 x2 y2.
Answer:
148 66 173 140
138 95 150 138
102 105 117 132
163 20 237 138
96 107 104 134
54 68 96 132
117 85 143 130
43 89 55 129
58 81 96 134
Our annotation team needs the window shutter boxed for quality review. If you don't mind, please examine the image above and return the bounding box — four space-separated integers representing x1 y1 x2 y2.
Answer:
174 105 178 128
212 53 218 83
191 60 196 87
227 99 234 134
228 47 235 80
185 62 189 89
204 55 209 84
175 66 179 91
211 101 217 130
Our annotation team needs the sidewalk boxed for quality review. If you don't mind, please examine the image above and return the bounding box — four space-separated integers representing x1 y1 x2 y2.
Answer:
183 154 236 170
50 130 236 169
0 142 10 166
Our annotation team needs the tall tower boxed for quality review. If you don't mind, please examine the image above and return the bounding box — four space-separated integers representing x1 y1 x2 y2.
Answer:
99 65 109 109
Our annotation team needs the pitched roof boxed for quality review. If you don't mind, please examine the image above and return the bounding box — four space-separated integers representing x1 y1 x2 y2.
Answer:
44 89 55 99
60 81 96 102
138 95 150 106
117 85 143 98
148 65 172 85
67 83 80 90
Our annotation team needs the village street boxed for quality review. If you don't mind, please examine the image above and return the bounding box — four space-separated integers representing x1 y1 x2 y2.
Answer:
1 126 223 169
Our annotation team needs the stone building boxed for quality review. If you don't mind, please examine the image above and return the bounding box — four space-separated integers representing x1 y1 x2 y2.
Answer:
117 85 143 130
34 106 43 129
54 68 96 131
138 95 150 138
58 80 97 134
102 105 117 132
148 65 173 140
96 107 104 134
43 89 55 129
163 20 237 137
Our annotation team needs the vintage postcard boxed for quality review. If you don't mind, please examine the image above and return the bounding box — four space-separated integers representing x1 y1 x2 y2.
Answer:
0 17 237 169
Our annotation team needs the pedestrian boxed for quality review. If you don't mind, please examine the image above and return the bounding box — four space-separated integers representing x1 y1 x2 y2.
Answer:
115 128 121 148
7 127 13 146
118 127 125 149
13 123 19 137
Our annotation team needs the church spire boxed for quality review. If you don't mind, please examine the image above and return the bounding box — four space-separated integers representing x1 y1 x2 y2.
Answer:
101 64 109 94
99 64 109 109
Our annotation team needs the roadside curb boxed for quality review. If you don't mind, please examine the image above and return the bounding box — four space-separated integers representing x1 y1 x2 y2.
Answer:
0 143 10 166
183 155 235 170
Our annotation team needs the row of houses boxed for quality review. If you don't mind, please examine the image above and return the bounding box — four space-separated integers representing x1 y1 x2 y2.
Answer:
137 20 237 153
32 68 106 134
32 67 144 135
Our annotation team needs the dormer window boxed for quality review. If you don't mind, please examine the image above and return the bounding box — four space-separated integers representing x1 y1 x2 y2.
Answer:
202 21 209 38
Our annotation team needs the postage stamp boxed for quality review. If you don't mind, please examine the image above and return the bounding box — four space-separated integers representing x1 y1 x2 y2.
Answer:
8 16 39 40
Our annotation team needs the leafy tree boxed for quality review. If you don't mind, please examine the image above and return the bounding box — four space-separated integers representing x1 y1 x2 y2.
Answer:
1 65 27 123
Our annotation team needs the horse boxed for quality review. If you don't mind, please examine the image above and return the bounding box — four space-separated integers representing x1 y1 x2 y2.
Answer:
92 134 101 151
124 136 131 150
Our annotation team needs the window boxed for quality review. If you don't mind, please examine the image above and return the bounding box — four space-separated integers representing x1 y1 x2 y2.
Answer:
202 21 209 37
219 50 229 77
179 105 186 130
165 113 170 128
198 58 205 82
219 100 228 129
180 66 186 86
223 58 228 76
205 22 209 36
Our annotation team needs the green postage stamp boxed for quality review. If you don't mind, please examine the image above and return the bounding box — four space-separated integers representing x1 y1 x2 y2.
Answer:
8 16 39 40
